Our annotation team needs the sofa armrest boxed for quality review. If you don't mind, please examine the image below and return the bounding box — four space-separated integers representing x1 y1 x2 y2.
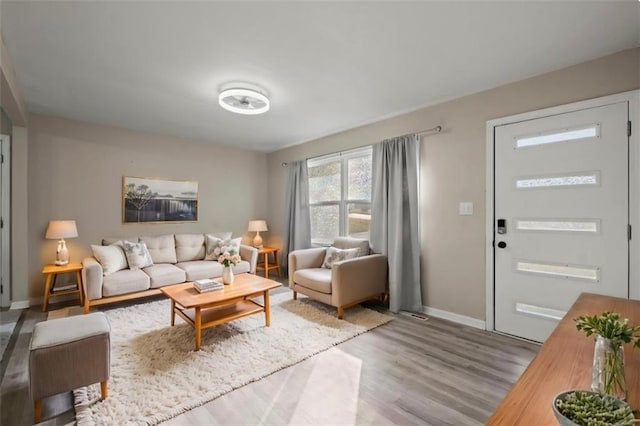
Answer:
239 244 258 274
82 257 104 301
331 254 388 307
288 247 327 287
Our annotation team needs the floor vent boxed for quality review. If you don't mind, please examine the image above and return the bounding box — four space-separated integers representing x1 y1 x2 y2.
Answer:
400 311 429 321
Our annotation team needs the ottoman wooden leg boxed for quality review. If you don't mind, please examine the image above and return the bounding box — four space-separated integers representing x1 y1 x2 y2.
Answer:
34 400 42 423
293 291 297 300
100 381 108 400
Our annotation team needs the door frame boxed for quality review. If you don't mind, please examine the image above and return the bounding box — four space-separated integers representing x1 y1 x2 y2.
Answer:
0 134 10 308
485 90 640 332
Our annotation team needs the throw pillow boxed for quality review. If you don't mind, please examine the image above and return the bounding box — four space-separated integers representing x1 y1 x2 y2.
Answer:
204 235 242 261
205 232 233 240
91 242 128 276
322 247 359 269
122 240 154 270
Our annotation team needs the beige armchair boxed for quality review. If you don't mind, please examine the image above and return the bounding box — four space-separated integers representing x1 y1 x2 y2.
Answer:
288 237 388 319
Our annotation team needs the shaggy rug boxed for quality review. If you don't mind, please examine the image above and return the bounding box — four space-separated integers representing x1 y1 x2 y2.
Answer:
73 292 392 425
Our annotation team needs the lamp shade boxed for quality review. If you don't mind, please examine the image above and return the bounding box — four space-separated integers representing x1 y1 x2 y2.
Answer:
45 220 78 239
248 220 268 232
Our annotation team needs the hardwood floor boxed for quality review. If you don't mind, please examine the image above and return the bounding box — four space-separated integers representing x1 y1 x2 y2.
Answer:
0 285 538 425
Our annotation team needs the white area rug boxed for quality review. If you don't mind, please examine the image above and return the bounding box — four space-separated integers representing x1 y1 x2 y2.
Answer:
73 292 392 425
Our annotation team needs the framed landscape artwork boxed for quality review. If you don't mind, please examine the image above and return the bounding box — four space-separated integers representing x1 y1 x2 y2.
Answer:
123 176 198 223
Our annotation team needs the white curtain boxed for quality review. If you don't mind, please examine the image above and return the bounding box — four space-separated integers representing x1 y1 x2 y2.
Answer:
282 160 311 269
370 135 422 313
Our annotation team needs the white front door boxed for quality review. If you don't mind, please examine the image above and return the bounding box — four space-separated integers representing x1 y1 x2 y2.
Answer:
494 101 629 342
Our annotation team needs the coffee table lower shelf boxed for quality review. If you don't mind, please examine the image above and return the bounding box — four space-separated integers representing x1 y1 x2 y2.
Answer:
175 300 264 329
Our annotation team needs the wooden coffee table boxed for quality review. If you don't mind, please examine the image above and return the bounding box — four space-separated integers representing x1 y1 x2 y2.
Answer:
160 273 281 351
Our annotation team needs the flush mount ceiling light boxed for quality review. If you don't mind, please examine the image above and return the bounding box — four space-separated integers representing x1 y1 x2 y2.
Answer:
218 85 270 115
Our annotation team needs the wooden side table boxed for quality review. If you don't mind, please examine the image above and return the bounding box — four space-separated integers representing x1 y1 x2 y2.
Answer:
42 263 84 312
256 246 281 279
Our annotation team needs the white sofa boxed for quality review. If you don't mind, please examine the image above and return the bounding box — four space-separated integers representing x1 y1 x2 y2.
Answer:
82 233 258 313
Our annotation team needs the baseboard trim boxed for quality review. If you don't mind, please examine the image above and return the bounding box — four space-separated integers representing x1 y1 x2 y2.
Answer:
10 300 29 310
421 305 486 330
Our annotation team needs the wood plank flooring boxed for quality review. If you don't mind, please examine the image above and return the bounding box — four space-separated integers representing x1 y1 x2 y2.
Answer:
0 286 538 425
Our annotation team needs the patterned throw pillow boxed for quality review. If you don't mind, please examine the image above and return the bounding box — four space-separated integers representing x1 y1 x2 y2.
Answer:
91 242 128 276
204 236 242 261
322 247 359 269
122 240 154 270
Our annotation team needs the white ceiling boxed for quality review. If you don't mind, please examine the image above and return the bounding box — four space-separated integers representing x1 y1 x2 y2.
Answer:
1 1 639 152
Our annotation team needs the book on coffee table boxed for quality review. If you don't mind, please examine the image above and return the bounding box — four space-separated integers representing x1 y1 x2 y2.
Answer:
194 279 224 292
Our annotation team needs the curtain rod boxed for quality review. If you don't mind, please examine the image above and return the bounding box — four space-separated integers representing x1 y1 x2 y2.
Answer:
413 125 443 137
281 125 442 167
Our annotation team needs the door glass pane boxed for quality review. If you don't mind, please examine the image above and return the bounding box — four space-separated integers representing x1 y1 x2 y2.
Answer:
515 172 599 189
515 260 599 281
348 203 371 239
516 125 598 148
515 303 566 321
308 161 341 203
516 219 600 233
348 156 372 201
310 204 339 246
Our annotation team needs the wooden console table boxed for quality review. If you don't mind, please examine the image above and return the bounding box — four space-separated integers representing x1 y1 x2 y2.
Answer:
487 293 640 424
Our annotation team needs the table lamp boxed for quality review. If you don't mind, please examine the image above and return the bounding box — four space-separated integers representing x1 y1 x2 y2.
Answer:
45 220 78 266
248 220 268 249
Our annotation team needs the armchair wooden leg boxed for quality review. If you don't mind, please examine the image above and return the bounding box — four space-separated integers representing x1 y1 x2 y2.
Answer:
100 381 108 400
337 307 344 320
34 400 42 423
292 290 297 300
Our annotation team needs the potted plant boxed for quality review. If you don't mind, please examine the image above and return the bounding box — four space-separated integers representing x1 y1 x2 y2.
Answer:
575 311 640 401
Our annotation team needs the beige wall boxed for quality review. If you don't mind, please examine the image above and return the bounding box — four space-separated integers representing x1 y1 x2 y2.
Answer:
12 126 28 302
0 35 28 126
0 108 11 135
24 115 267 304
266 47 640 321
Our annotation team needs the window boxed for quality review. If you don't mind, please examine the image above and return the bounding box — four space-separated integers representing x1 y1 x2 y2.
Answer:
308 147 372 246
515 124 599 148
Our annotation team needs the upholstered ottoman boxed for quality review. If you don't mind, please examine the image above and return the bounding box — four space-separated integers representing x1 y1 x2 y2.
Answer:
29 312 111 423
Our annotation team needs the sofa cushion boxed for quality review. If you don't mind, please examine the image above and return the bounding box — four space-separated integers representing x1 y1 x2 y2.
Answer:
176 260 224 281
322 247 359 269
91 242 128 276
232 260 251 274
102 269 150 297
333 237 370 257
122 241 154 270
175 234 205 262
293 268 332 294
143 264 186 288
204 236 241 261
140 234 177 264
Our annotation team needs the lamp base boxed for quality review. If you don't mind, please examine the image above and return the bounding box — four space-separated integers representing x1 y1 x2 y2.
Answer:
253 232 263 249
56 239 70 266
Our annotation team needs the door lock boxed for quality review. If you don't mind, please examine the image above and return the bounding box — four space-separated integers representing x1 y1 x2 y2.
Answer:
497 218 507 235
497 241 507 249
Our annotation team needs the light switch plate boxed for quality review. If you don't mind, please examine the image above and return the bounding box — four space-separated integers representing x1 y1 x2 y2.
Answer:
459 202 473 216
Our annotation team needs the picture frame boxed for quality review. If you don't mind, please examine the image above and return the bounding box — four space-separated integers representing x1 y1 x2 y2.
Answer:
122 176 198 223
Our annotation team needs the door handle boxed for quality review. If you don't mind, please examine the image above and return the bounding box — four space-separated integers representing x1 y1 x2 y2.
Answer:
497 241 507 249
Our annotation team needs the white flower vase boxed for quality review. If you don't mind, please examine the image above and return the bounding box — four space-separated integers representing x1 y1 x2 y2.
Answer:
222 266 234 285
